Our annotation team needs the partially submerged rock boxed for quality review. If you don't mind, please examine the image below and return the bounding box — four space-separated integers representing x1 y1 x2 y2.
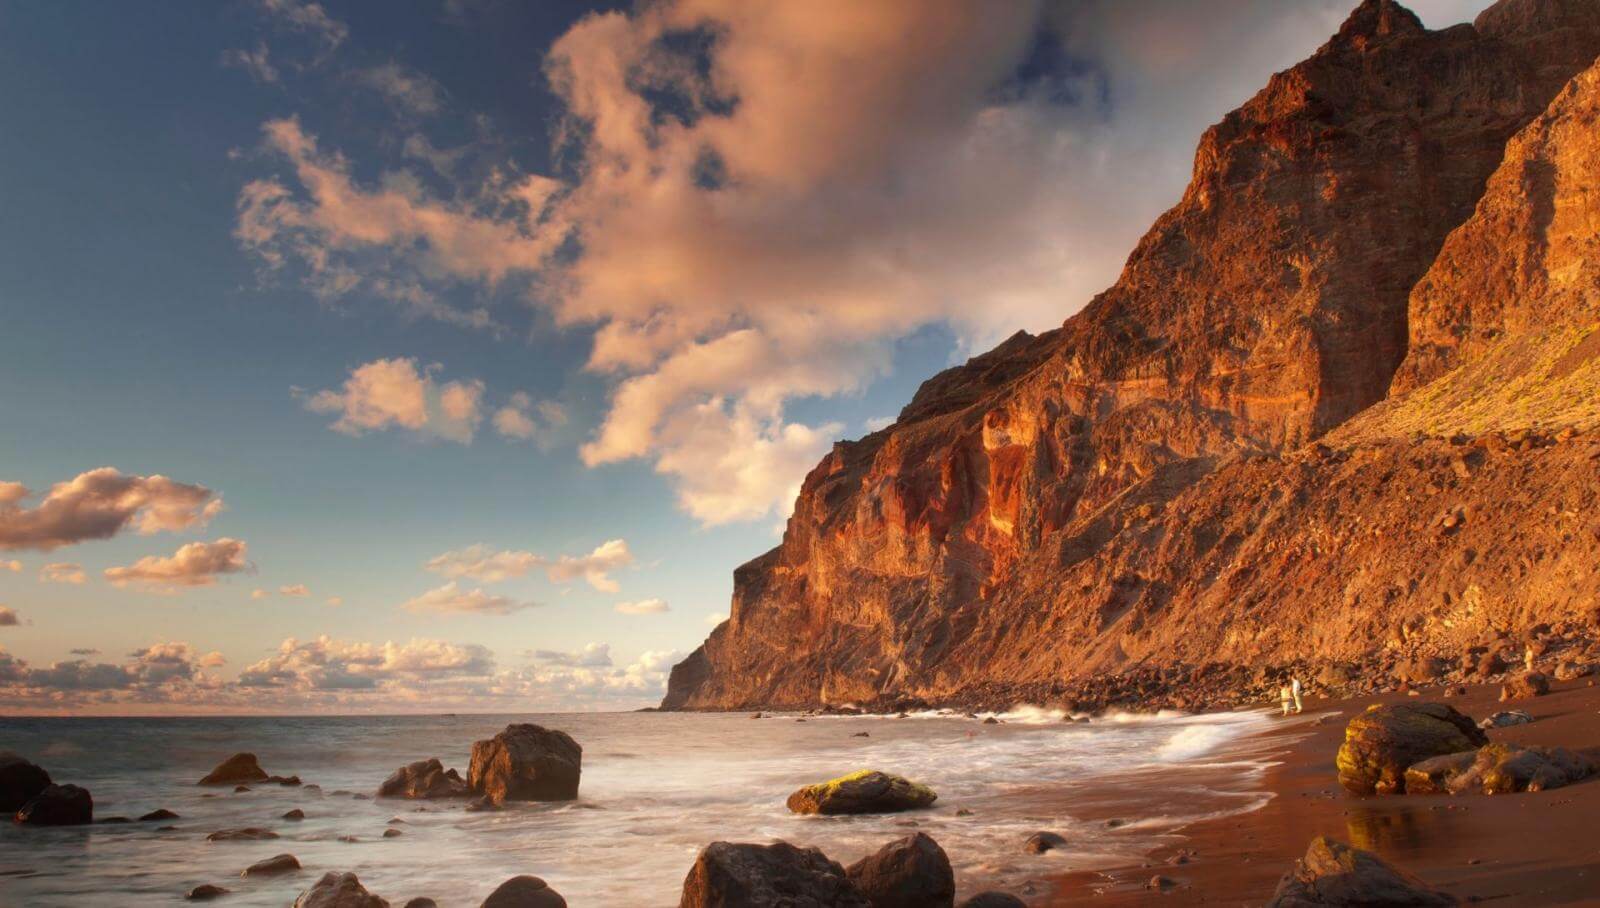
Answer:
1335 703 1487 794
786 770 937 815
186 884 230 901
1023 832 1066 854
469 724 582 804
379 758 470 799
14 783 92 826
294 872 390 908
481 875 568 907
1406 743 1594 794
243 853 302 877
139 808 180 822
680 841 870 907
1500 672 1550 701
199 753 269 786
206 827 278 841
845 832 954 908
1267 837 1454 906
0 752 51 813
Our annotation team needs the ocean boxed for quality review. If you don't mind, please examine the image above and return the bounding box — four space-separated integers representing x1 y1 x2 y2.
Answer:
0 707 1283 906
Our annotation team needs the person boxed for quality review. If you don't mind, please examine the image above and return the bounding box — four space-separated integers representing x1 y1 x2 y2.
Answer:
1279 680 1294 716
1291 676 1303 714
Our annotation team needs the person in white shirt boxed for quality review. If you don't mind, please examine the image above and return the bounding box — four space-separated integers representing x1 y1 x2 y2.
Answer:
1291 677 1303 714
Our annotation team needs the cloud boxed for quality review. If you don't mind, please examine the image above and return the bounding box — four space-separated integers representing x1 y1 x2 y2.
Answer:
2 560 20 572
704 611 726 626
259 0 347 51
401 581 538 616
222 42 279 83
0 468 223 551
0 606 17 627
39 563 86 585
301 357 486 443
325 596 343 607
357 62 445 115
492 392 567 444
863 416 895 432
104 539 252 592
614 598 668 615
528 642 612 667
0 641 217 693
238 635 494 690
424 539 633 591
68 648 99 656
279 584 310 597
252 588 269 600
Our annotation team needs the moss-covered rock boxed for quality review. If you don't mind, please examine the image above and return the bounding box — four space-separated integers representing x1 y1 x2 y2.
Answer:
1335 703 1487 794
786 770 937 815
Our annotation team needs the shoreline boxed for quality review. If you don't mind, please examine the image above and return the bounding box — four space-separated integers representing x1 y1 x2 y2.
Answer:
1047 678 1600 905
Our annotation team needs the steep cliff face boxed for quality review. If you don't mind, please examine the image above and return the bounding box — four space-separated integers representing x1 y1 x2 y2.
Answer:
664 0 1600 711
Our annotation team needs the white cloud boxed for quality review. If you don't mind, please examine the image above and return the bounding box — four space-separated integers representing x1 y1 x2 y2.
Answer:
704 611 726 626
614 598 668 615
39 563 86 585
259 0 347 51
528 642 612 667
279 584 310 597
238 635 494 690
325 596 343 607
425 539 634 592
357 62 445 115
104 539 252 592
251 588 269 600
301 357 484 443
222 42 279 83
401 581 538 616
0 468 223 552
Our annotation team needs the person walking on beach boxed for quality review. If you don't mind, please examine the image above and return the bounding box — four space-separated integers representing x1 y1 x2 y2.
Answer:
1291 676 1303 714
1279 679 1294 716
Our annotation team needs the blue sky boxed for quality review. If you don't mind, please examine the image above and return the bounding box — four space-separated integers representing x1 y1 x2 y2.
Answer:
0 0 1492 713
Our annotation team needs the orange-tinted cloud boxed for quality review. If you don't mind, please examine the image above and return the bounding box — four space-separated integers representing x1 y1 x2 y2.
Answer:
0 468 223 552
104 539 252 592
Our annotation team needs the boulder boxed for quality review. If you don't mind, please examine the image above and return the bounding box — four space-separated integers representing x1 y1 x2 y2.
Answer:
403 901 438 908
1024 832 1067 854
186 884 231 901
199 753 269 786
139 808 179 821
1554 660 1590 682
844 833 954 908
295 872 390 908
1500 672 1550 700
680 841 871 908
379 758 470 799
1477 710 1533 729
957 895 1026 908
1408 743 1593 795
243 853 302 877
14 783 92 825
1335 703 1487 794
786 770 937 815
1398 657 1447 685
1267 837 1454 906
283 808 306 820
481 875 568 908
0 752 51 812
206 827 278 841
468 725 581 804
1474 651 1507 678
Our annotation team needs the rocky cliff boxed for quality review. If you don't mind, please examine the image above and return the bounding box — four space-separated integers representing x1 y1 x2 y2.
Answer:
664 0 1600 711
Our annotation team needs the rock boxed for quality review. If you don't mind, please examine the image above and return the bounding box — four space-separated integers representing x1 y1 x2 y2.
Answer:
1477 710 1533 729
186 884 231 901
844 832 954 908
267 775 303 787
1410 743 1594 795
1398 657 1447 685
379 758 470 799
98 816 132 823
295 872 390 908
957 896 1025 908
139 808 179 821
206 827 278 841
243 853 301 877
481 875 568 908
1023 832 1067 854
1146 875 1176 891
14 783 93 825
1554 660 1590 682
465 795 500 812
786 770 936 815
1267 837 1454 906
403 901 438 908
233 786 251 793
1500 672 1550 700
283 808 306 820
1474 651 1507 678
0 752 52 813
199 754 269 786
680 841 869 908
1335 703 1488 794
468 725 582 804
383 828 403 838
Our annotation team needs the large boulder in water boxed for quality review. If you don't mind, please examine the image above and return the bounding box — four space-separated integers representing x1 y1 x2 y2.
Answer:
1335 703 1487 794
468 724 581 804
1267 837 1454 906
958 896 1026 908
199 753 269 786
845 833 954 908
680 841 871 907
14 783 92 825
294 872 390 908
480 876 567 907
0 752 51 812
1406 743 1594 795
378 758 470 799
786 770 937 815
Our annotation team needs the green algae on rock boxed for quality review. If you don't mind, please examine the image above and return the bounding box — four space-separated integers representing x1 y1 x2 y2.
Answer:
786 770 937 815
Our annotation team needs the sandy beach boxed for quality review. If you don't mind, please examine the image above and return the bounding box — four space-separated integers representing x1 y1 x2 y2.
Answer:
1051 679 1600 905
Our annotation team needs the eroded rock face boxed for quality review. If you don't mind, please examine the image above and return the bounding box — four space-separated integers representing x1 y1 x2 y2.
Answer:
1268 836 1455 906
14 783 92 826
1335 703 1488 794
199 753 269 786
663 0 1600 713
468 725 581 804
845 833 954 908
1406 743 1594 794
0 752 51 813
294 872 390 908
378 758 470 799
679 841 870 908
786 771 936 815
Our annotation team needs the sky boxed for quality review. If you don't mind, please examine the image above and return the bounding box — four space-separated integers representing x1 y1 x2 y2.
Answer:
0 0 1494 715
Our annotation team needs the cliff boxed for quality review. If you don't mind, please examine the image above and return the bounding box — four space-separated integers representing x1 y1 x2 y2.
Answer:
664 0 1600 711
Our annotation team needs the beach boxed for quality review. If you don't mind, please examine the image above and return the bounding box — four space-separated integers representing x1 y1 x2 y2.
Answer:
1054 679 1600 905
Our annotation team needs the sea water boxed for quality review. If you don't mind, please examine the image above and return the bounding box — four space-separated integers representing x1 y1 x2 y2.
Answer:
0 707 1282 906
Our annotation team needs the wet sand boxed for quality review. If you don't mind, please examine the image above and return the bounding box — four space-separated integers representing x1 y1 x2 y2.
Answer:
1050 679 1600 905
